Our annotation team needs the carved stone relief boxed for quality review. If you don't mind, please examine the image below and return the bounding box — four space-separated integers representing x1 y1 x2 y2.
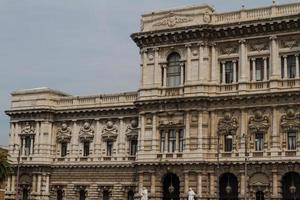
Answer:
102 120 118 141
153 12 193 28
217 112 239 135
249 42 268 52
280 108 300 132
78 122 94 142
20 122 35 135
126 119 139 140
248 110 270 134
219 44 238 55
56 123 72 143
281 39 299 49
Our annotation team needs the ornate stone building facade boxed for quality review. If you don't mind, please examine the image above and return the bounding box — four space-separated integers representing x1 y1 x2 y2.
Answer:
5 2 300 200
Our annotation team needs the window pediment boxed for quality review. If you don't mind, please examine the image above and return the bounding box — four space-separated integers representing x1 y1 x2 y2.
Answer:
248 111 270 134
125 119 138 140
217 112 239 135
79 122 94 142
280 109 300 132
56 123 72 143
19 122 35 136
102 121 118 141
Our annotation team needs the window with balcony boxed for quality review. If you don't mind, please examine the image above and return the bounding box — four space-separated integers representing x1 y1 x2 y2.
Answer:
160 129 184 153
255 58 264 81
225 62 234 83
282 55 298 79
61 142 67 157
107 141 113 156
255 132 264 151
288 132 297 150
166 52 182 87
83 141 90 157
129 139 137 156
221 61 238 84
224 135 233 152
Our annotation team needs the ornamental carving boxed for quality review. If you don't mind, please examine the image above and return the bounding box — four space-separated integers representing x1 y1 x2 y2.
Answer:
20 122 35 135
217 112 239 135
248 110 270 134
250 43 268 52
56 123 72 143
102 121 118 141
79 122 94 142
153 13 193 28
282 39 298 49
125 119 138 140
280 108 300 132
220 45 238 55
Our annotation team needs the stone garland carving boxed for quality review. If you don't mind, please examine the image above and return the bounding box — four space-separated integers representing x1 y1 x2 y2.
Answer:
217 112 239 135
280 108 300 132
20 122 35 135
78 122 94 142
102 121 118 141
125 119 138 140
220 45 238 55
56 123 72 143
281 39 298 49
153 12 193 28
248 110 270 134
249 42 268 52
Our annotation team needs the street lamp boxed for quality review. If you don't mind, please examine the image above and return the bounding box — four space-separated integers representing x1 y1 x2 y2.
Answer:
289 177 297 200
225 175 232 194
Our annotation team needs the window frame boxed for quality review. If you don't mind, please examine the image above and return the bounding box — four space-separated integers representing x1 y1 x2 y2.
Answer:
287 131 297 150
166 52 182 87
224 134 233 152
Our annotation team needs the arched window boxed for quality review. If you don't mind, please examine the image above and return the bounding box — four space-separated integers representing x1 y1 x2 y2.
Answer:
167 52 182 87
103 190 110 200
127 191 134 200
57 189 63 200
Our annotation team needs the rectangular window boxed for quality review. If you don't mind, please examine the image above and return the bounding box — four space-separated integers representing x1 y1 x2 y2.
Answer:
107 141 113 156
130 140 138 156
255 58 264 81
287 55 296 78
224 135 233 152
160 131 166 153
83 142 90 157
168 129 176 152
178 129 184 152
288 132 297 150
61 142 68 157
225 62 233 84
24 136 31 156
255 132 264 151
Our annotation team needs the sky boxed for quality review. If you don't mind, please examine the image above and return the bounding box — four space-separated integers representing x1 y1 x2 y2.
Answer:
0 0 298 145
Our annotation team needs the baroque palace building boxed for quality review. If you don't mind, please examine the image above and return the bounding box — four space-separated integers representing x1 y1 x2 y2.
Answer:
4 1 300 200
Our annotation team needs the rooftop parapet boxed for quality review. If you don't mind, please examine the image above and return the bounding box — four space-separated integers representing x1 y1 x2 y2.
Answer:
140 2 300 32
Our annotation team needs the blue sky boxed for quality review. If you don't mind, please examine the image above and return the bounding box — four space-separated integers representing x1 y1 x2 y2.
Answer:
0 0 297 145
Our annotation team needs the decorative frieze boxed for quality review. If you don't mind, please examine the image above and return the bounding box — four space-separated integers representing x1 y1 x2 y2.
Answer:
19 122 35 136
79 122 94 142
56 123 72 143
125 119 139 140
102 121 118 141
280 108 300 132
217 112 239 135
248 110 270 134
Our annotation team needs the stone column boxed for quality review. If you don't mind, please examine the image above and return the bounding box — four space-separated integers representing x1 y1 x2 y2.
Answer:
37 174 42 194
270 36 281 79
154 48 161 86
184 171 189 193
252 58 256 82
142 49 147 86
7 175 11 192
180 63 185 86
45 174 50 195
162 64 167 87
272 169 278 197
11 175 15 193
209 173 216 197
240 110 247 157
72 120 78 157
296 54 299 78
240 171 245 196
197 111 203 151
32 174 37 193
138 172 144 192
263 57 268 81
152 114 157 151
283 55 288 78
140 115 145 151
239 39 248 82
186 44 191 82
198 42 204 81
30 136 34 155
185 112 190 151
271 108 280 153
22 137 25 156
222 62 226 84
211 43 218 83
233 60 237 83
197 172 202 198
151 172 156 194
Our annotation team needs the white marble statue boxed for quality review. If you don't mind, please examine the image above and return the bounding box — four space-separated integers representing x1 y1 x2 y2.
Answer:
140 187 148 200
188 188 196 200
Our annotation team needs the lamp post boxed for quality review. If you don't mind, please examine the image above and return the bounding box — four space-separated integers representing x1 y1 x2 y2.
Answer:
289 176 296 200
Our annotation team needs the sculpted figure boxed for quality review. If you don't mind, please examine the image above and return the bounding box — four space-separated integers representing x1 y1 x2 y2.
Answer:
21 122 35 135
188 188 196 200
102 121 118 134
140 187 148 200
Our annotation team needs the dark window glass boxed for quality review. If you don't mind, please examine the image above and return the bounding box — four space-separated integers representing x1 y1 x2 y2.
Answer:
22 188 29 200
107 141 113 156
24 136 31 155
288 132 297 150
61 142 67 157
57 189 63 200
178 129 184 152
160 131 166 153
167 53 181 87
83 142 90 157
130 140 137 156
224 135 233 152
168 129 176 152
79 190 85 200
103 191 110 200
255 58 264 81
287 55 296 78
128 191 134 200
255 132 264 151
225 62 233 83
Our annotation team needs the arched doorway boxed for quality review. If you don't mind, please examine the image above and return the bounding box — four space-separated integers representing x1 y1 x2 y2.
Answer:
282 172 300 200
256 191 264 200
219 173 238 200
163 173 180 200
